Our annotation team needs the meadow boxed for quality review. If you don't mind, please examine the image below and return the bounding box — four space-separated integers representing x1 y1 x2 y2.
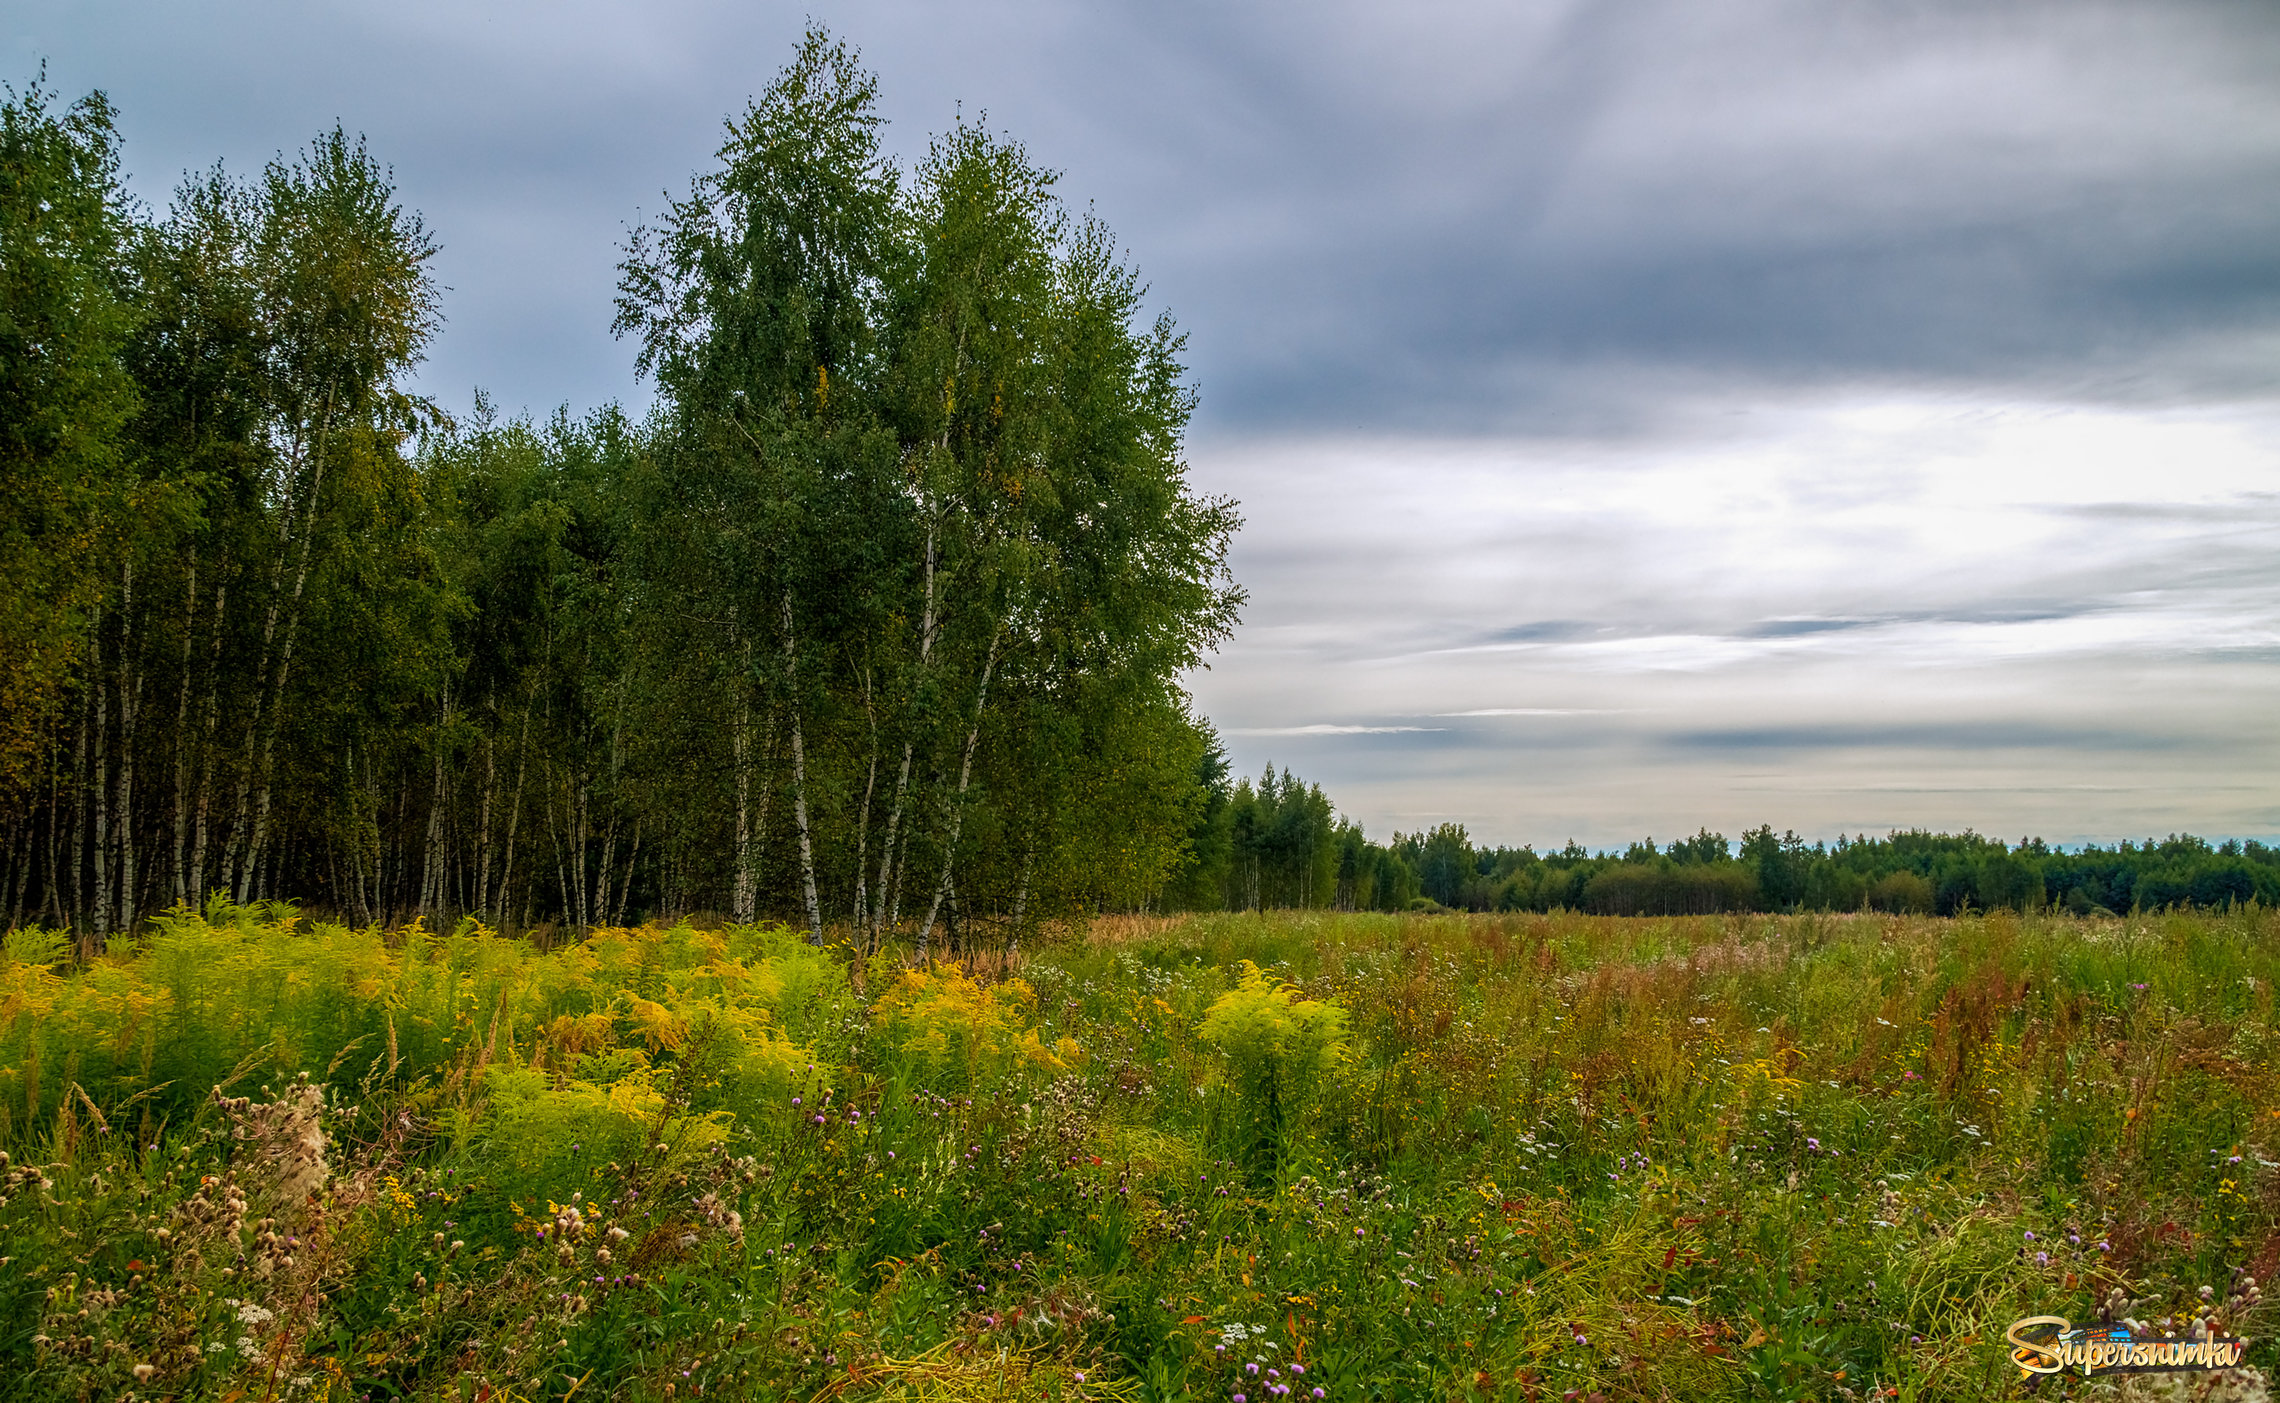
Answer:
1 904 2275 1402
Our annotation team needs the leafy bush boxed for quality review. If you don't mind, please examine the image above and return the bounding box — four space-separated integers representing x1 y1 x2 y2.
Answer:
1197 960 1349 1173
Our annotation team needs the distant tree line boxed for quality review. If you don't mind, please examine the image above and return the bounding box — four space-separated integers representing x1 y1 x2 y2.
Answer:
0 35 1242 951
1159 768 2280 917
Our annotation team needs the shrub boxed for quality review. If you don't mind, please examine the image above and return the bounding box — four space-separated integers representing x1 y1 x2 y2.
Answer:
871 962 1073 1091
1197 960 1349 1172
1869 868 1935 913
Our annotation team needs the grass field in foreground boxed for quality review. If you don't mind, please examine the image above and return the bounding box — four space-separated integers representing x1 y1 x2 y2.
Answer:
1 905 2276 1401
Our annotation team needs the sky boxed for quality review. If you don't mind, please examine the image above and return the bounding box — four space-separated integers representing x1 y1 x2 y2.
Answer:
12 0 2280 850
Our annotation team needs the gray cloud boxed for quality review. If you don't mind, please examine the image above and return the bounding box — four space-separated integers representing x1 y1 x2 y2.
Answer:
17 1 2280 428
1659 723 2211 755
1222 724 1446 736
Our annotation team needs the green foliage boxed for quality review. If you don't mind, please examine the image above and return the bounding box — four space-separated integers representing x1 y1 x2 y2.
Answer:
0 71 138 797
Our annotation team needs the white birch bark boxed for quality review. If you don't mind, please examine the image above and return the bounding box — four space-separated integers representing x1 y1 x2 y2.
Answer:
918 621 1005 955
781 588 824 945
187 574 228 907
116 560 141 933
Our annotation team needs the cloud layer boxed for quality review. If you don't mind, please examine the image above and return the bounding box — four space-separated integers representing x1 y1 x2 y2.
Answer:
1187 398 2280 845
15 0 2279 845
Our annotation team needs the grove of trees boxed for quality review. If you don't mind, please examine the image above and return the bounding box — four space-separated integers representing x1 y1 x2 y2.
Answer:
0 36 1242 953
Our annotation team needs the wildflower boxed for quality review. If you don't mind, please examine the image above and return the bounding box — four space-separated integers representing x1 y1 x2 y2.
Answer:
1806 1138 1819 1150
1290 1366 1305 1376
1075 1373 1085 1384
2023 1231 2034 1241
2036 1252 2049 1265
1248 1363 1260 1375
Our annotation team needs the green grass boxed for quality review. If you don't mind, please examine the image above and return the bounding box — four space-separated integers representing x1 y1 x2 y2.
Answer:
1 904 2276 1400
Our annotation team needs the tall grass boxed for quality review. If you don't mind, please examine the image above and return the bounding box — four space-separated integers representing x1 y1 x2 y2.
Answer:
1 903 2274 1399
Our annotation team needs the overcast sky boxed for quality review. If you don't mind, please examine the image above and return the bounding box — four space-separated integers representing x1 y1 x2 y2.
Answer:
14 0 2279 849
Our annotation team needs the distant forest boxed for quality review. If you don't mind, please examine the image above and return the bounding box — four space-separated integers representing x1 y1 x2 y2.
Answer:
4 44 2270 948
1177 763 2280 918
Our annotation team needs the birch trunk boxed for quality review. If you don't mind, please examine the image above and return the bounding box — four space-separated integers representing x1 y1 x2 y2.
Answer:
868 509 938 947
475 728 496 916
222 427 308 899
90 633 111 945
595 814 618 934
344 748 370 925
419 688 452 920
613 819 641 926
116 559 141 933
44 735 68 925
242 432 330 901
781 587 823 945
187 574 227 906
549 778 572 934
572 779 590 929
733 706 779 927
918 622 1005 956
497 703 531 924
852 669 878 936
6 811 29 932
170 552 199 905
732 699 754 924
1007 842 1035 958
